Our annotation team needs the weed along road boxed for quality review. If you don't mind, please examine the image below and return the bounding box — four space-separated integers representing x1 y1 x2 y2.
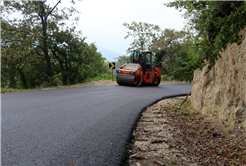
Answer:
2 84 192 165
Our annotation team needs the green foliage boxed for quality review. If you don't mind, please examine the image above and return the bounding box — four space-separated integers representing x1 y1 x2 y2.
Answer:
205 157 211 163
114 55 131 65
153 138 161 142
122 20 197 82
1 20 46 89
84 72 114 82
1 0 109 89
123 22 195 82
1 0 82 87
123 21 161 52
1 22 107 89
49 28 108 85
217 148 224 155
168 158 176 164
161 75 171 81
150 29 194 82
164 1 246 70
173 50 194 82
1 87 29 93
152 49 166 70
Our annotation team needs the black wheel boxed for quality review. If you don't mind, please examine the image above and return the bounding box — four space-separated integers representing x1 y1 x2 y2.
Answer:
152 77 161 86
133 77 140 87
141 82 147 86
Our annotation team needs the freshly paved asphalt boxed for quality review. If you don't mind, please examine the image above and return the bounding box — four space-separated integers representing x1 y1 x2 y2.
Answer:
2 84 192 166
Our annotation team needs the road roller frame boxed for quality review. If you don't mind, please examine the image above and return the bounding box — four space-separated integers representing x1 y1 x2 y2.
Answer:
116 50 161 86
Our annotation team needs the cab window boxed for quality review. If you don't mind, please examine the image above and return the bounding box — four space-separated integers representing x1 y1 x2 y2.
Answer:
133 51 140 63
130 51 134 63
146 53 151 65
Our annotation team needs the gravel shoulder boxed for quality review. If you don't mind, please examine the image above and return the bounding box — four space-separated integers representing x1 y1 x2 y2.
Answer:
127 97 246 166
1 80 187 93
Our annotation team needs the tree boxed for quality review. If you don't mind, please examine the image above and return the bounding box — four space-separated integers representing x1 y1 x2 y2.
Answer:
2 0 109 88
152 50 166 72
1 20 43 88
114 55 131 65
49 26 107 85
164 1 246 70
173 50 194 82
48 27 85 85
122 21 194 81
2 0 81 85
150 28 189 75
123 21 160 52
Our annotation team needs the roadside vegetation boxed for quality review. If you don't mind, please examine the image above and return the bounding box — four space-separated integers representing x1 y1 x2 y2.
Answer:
1 74 186 93
1 72 115 93
117 22 194 83
118 1 246 83
2 1 245 92
1 1 109 91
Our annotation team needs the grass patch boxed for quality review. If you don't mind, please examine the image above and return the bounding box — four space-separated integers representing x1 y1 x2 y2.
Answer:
168 158 176 164
1 87 27 93
84 73 116 82
205 157 211 164
161 75 192 84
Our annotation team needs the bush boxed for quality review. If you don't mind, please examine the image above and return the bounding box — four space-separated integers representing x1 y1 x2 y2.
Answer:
161 75 172 81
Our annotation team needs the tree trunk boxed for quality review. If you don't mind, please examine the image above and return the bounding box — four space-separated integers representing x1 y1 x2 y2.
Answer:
40 2 55 85
18 68 28 89
9 65 17 88
42 35 54 84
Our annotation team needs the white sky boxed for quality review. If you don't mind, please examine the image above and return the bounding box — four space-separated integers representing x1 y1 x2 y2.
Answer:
59 0 186 55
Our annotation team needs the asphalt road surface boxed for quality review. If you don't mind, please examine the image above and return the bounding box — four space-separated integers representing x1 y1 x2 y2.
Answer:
2 84 192 166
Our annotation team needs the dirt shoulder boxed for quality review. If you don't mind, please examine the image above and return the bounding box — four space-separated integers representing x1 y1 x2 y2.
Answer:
1 80 118 93
128 97 246 166
1 80 186 93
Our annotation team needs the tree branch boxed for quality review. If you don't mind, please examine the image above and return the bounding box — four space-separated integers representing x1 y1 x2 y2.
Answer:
46 0 61 19
180 91 191 107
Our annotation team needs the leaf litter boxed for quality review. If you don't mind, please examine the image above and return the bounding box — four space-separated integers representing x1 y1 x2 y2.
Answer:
128 96 246 166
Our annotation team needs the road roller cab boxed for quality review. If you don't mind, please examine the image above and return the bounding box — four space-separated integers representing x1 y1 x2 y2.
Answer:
116 50 161 86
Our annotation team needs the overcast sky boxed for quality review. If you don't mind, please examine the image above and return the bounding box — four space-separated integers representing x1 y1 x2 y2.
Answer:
59 0 186 55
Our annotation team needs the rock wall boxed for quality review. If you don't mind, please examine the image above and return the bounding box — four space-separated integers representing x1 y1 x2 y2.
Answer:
191 28 246 129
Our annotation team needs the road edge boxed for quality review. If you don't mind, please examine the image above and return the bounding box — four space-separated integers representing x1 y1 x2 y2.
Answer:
120 94 189 166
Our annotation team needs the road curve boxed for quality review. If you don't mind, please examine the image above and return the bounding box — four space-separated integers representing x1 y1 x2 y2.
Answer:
2 84 192 165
